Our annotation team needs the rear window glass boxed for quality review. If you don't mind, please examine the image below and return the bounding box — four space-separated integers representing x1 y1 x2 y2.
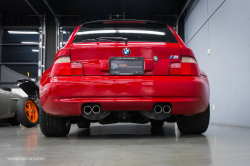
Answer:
73 21 178 43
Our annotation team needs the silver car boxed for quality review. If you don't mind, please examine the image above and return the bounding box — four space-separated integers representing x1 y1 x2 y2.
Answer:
0 88 21 126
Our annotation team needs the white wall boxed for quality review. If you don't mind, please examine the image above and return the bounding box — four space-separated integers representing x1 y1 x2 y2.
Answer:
185 0 250 127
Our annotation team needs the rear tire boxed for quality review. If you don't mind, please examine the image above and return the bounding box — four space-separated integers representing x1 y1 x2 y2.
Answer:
16 97 39 128
77 120 90 128
39 105 71 137
177 104 210 134
151 121 164 127
8 114 20 126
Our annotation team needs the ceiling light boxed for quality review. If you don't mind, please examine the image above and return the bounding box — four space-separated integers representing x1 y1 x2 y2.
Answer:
32 49 39 52
21 42 39 44
8 31 39 34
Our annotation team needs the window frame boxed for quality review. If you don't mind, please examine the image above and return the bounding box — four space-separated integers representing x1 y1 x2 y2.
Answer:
0 26 42 87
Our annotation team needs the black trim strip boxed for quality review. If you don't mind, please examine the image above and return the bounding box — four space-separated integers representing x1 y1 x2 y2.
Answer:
0 43 39 46
0 63 38 65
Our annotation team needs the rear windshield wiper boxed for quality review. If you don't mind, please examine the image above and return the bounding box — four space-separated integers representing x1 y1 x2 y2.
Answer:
82 37 128 44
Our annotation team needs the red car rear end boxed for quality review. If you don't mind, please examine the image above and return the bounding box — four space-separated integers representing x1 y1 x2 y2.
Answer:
39 20 210 137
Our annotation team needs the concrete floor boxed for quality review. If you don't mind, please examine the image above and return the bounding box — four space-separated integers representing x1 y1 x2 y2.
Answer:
0 123 250 166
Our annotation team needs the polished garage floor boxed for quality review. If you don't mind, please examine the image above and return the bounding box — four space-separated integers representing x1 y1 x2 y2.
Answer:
0 123 250 166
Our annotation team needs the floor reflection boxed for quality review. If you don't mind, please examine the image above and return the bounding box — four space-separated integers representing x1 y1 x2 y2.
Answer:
1 123 250 166
71 123 175 138
0 123 215 166
68 123 212 166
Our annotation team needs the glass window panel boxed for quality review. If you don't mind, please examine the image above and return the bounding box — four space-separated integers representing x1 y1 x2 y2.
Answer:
1 46 39 62
2 29 39 43
61 29 74 47
3 65 38 79
73 23 178 43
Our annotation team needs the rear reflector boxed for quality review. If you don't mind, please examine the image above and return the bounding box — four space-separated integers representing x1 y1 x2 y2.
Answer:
169 57 200 76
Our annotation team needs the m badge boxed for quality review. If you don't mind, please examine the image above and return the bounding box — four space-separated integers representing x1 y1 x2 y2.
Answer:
169 55 179 60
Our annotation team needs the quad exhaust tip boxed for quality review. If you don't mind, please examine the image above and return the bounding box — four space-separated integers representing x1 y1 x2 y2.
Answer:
83 105 101 115
92 105 101 115
154 105 162 114
153 105 171 114
83 106 92 115
163 105 171 114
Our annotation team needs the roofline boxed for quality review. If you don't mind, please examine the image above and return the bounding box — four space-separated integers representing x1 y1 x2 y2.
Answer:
81 19 168 27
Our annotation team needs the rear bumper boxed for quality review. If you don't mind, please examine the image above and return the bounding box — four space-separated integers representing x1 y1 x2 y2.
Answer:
40 76 210 117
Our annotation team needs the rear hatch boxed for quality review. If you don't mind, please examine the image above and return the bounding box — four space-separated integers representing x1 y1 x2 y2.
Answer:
70 21 181 76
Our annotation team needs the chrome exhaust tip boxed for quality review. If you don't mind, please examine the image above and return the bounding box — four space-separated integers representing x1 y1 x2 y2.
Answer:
154 105 162 114
163 105 171 114
92 105 101 115
83 106 92 115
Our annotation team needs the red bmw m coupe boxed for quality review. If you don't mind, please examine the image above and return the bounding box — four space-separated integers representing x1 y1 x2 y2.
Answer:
39 20 210 137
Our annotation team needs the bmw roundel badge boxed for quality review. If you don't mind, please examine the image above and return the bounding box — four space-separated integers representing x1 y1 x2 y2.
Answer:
123 48 130 56
153 56 159 62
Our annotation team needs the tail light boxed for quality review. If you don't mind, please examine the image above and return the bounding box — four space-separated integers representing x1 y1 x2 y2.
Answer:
169 57 200 76
51 56 84 76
